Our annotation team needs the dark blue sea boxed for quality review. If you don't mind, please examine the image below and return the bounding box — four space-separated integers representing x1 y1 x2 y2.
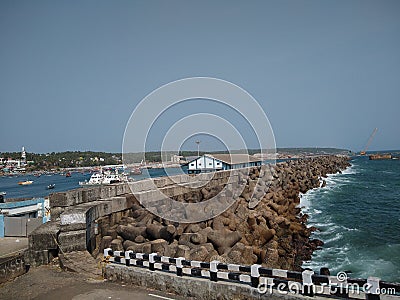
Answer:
302 156 400 282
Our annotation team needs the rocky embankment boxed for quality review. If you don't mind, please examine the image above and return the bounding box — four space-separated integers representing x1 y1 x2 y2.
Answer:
96 155 350 271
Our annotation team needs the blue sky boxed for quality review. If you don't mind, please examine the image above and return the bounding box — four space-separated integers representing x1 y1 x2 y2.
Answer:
0 0 399 153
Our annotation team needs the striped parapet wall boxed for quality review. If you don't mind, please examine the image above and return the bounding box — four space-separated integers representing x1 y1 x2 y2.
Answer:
103 249 400 300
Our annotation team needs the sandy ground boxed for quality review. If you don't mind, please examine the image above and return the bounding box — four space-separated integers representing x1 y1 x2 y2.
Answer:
0 264 186 300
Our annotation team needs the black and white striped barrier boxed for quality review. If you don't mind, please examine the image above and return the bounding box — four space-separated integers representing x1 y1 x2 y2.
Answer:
103 249 400 299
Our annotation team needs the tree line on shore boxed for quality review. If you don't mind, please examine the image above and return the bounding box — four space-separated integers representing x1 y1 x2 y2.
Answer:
1 148 349 171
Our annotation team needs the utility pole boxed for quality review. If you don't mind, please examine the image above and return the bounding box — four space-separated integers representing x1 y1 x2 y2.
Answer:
195 140 201 157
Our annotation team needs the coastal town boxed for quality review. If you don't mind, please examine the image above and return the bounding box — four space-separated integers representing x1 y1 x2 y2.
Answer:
1 146 352 176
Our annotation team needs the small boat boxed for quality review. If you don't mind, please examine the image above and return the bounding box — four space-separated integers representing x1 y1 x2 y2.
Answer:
65 172 71 177
130 168 142 175
0 191 6 196
46 184 55 190
18 180 33 185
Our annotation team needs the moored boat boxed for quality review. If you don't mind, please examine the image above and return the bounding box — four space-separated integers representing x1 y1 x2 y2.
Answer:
79 173 104 186
79 171 131 186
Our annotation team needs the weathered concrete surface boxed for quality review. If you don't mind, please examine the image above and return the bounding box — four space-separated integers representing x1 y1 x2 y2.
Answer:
0 253 26 284
49 184 131 219
25 221 60 267
28 221 59 251
0 237 27 284
58 229 87 252
58 195 134 253
58 250 102 278
104 263 329 300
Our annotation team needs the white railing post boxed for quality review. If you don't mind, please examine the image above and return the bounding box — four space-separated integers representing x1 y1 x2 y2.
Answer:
366 277 380 300
149 253 157 271
251 264 261 288
302 269 315 296
210 260 220 282
175 257 184 276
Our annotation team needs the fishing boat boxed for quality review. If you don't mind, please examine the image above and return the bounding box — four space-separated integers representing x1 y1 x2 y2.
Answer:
46 184 55 190
18 180 33 185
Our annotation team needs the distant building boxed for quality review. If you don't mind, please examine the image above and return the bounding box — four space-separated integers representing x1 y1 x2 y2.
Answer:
171 155 184 163
187 154 262 174
0 147 28 172
0 198 49 237
185 156 200 162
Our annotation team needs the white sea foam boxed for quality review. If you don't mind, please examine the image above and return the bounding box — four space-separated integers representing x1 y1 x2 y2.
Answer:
312 222 335 228
341 164 358 175
340 226 359 232
323 232 344 244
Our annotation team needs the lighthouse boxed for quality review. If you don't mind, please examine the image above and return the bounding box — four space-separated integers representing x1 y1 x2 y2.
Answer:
21 146 26 165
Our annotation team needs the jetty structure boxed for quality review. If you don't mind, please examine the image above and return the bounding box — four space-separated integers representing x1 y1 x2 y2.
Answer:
369 153 393 160
2 155 399 299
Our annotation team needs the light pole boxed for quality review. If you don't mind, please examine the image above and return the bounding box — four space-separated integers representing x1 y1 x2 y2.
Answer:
195 140 201 157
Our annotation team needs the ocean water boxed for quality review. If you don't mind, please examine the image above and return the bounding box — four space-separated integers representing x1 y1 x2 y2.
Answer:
0 167 186 199
301 156 400 282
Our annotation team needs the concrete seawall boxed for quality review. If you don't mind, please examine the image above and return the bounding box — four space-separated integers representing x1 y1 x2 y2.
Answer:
103 249 399 300
105 263 316 300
